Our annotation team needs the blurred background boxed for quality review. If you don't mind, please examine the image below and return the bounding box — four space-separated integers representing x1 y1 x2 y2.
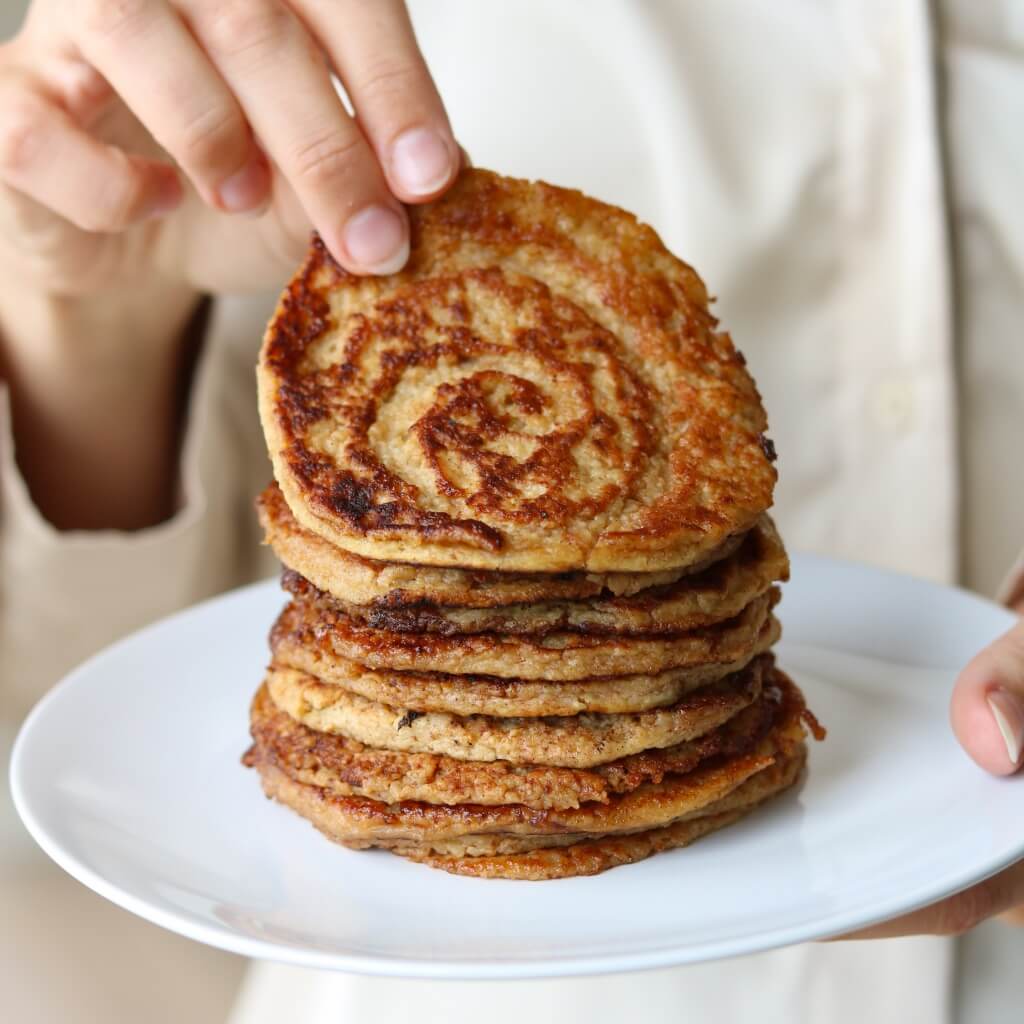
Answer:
0 4 17 35
0 3 18 36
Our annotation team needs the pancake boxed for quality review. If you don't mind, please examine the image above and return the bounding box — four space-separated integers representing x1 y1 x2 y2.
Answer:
247 683 807 848
247 682 774 810
251 746 768 845
270 615 781 718
258 481 745 606
374 745 806 859
395 752 804 879
257 168 776 573
278 516 787 636
266 655 766 768
386 745 804 859
399 812 748 878
272 585 780 682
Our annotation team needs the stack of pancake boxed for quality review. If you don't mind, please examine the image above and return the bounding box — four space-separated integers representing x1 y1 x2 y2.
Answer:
245 169 822 880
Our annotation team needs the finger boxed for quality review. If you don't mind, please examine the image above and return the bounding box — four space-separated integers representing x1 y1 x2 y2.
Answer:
74 0 269 213
296 0 458 203
950 618 1024 775
834 860 1024 938
185 0 408 274
0 76 182 232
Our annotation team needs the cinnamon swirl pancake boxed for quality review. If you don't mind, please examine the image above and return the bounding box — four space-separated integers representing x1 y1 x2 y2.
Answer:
257 169 776 573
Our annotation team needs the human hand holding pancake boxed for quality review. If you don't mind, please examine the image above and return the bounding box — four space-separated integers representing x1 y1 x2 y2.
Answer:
0 0 457 528
841 609 1024 937
0 0 457 290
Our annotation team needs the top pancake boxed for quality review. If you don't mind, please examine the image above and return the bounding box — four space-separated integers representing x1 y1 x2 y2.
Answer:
258 169 776 573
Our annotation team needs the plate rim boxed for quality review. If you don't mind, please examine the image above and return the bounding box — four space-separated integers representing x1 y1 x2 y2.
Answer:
9 552 1022 979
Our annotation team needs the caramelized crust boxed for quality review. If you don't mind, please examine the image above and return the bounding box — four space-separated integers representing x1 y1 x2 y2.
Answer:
251 745 770 844
271 584 781 682
276 515 787 636
399 811 750 876
396 751 805 879
247 681 774 810
257 482 745 606
246 671 809 846
265 657 766 768
269 616 781 718
258 169 776 572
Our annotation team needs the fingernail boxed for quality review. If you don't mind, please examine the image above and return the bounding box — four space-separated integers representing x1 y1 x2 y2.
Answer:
390 127 454 196
341 204 409 274
987 689 1024 766
218 155 270 214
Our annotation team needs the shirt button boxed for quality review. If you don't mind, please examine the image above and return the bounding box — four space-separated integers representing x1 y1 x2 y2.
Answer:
871 375 916 433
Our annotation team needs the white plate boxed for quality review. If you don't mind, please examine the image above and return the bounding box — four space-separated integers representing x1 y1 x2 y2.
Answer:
10 555 1024 979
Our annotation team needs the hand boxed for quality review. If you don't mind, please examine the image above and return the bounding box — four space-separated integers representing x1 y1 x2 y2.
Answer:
0 0 457 529
0 0 458 297
842 602 1024 938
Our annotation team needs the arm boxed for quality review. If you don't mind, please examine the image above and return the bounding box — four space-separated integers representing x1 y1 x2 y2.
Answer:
0 281 202 529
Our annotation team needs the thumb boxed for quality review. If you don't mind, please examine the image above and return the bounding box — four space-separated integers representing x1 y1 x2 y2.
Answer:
950 617 1024 776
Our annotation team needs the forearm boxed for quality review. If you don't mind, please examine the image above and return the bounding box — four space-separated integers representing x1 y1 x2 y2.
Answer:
0 278 202 530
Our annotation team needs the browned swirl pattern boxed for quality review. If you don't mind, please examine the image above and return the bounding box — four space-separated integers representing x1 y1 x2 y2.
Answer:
258 168 777 572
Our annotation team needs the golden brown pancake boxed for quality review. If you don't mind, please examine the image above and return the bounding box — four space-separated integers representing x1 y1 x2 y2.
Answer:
398 812 749 878
374 674 820 859
271 586 780 681
258 481 745 606
257 169 776 573
266 656 765 768
373 747 806 860
269 616 781 718
396 753 805 879
246 680 808 852
248 682 774 810
250 746 768 845
276 516 787 637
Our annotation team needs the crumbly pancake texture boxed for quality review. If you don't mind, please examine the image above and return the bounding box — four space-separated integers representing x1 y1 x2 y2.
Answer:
374 745 807 860
397 752 805 879
257 168 776 573
246 673 810 851
251 743 772 845
248 681 774 810
265 656 766 768
401 812 749 878
277 516 787 636
257 482 744 606
321 673 817 859
272 584 780 682
269 616 781 718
